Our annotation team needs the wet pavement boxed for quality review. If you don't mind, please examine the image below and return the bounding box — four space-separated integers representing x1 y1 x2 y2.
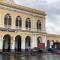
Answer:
0 53 60 60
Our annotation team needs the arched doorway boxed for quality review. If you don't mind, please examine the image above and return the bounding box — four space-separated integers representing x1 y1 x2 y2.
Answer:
47 40 50 48
54 41 60 49
15 35 21 52
37 37 42 47
51 40 54 48
3 34 11 52
25 36 31 51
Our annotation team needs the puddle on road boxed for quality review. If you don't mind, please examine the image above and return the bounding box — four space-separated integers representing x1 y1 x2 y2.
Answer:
21 57 25 60
0 53 60 60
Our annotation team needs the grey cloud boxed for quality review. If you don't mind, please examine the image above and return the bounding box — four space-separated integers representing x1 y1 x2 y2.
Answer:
45 0 60 34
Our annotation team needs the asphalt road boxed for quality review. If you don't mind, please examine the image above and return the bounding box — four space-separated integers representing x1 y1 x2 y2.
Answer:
0 53 60 60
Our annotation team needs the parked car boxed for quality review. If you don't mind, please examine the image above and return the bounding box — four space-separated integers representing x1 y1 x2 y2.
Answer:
48 48 57 53
31 47 43 53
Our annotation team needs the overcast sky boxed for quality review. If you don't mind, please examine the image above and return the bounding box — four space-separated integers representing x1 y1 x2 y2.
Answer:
15 0 60 34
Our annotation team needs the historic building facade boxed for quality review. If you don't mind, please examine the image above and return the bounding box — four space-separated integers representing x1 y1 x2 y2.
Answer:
1 0 60 52
46 34 60 49
0 0 46 52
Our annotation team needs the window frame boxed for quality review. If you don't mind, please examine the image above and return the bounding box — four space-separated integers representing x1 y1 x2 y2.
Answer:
37 20 41 30
25 18 31 29
4 14 12 27
16 16 22 28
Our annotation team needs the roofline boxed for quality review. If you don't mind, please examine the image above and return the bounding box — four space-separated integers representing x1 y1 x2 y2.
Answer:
0 2 46 16
47 33 60 37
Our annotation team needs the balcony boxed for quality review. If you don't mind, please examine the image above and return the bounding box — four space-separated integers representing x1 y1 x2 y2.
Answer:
0 25 41 33
22 28 41 33
0 25 16 32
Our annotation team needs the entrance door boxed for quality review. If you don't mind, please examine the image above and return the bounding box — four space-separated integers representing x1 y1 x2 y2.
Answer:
3 34 11 52
15 35 21 52
25 36 31 51
47 40 50 48
37 37 42 47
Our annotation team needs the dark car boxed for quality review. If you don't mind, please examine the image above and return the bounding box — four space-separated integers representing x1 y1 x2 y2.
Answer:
31 47 43 54
48 48 57 53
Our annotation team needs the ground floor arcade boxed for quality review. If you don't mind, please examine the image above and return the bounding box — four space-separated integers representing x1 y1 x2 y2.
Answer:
47 34 60 49
0 31 46 52
47 40 60 49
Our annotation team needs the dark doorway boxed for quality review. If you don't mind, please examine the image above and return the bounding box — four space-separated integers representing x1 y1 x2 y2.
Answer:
15 35 21 52
3 34 11 52
25 36 31 51
54 42 60 49
37 37 41 47
47 40 50 49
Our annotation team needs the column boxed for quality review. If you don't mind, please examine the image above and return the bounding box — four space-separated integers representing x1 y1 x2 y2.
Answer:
31 36 34 49
11 37 15 52
0 37 3 52
42 34 47 48
32 16 36 32
22 18 25 30
41 17 46 32
21 37 25 51
31 34 37 49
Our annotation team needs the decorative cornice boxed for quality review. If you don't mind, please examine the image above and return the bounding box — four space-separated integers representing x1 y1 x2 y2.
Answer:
0 4 43 17
0 2 46 16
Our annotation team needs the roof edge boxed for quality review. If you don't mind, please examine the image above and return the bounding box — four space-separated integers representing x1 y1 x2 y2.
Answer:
0 2 46 16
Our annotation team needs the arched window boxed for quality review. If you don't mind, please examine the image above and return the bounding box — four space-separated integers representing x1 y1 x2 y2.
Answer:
4 14 12 27
16 16 22 28
37 20 41 30
25 18 31 28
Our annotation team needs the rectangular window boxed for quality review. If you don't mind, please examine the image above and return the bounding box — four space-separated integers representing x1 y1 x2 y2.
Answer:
8 19 11 26
16 20 18 26
4 18 7 26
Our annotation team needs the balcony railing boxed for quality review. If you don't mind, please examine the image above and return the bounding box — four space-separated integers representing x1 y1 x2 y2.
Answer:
0 25 41 32
23 28 41 32
4 25 11 28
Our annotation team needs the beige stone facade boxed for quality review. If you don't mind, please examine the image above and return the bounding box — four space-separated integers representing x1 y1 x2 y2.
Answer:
0 0 47 52
46 34 60 49
0 0 60 52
